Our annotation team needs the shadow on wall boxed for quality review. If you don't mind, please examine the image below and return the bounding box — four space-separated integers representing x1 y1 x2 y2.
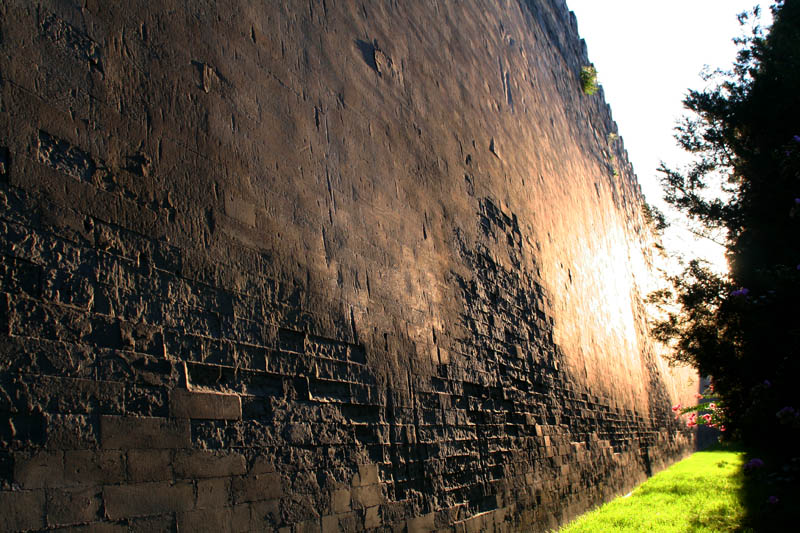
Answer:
355 39 379 72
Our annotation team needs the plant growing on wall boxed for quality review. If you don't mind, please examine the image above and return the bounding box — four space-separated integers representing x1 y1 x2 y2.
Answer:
580 65 598 95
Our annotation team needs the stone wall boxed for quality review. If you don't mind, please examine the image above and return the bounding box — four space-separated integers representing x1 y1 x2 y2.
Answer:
0 0 698 531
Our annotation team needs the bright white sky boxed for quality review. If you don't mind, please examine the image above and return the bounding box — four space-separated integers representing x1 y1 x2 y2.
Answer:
566 0 775 272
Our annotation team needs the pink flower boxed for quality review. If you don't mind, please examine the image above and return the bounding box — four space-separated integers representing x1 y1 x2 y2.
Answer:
702 414 713 423
672 404 682 412
695 393 704 400
719 425 726 432
709 403 717 410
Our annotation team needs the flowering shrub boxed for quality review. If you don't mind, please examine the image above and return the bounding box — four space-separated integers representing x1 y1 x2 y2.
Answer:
649 2 800 460
672 383 727 432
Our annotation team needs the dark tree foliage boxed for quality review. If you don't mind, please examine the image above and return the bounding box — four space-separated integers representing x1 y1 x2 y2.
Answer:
654 0 800 453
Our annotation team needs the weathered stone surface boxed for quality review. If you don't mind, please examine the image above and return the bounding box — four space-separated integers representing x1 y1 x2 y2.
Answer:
0 0 699 530
127 514 177 532
352 463 379 487
46 486 102 527
170 389 242 420
14 451 65 489
173 450 247 479
196 477 232 509
331 488 352 514
364 506 381 530
178 507 247 533
101 416 190 450
249 499 281 530
64 450 125 486
49 523 128 533
232 473 283 504
127 449 173 482
352 484 383 509
103 481 195 520
0 490 46 531
407 512 436 533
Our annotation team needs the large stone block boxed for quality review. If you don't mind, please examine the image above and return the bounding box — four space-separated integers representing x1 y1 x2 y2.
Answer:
127 513 177 532
407 512 436 533
14 451 64 489
170 389 242 420
331 488 351 513
173 449 247 479
103 481 195 520
178 507 244 533
364 506 381 530
64 450 125 486
0 489 46 531
322 514 340 533
294 518 323 533
127 449 173 482
196 477 232 509
46 486 102 527
100 416 190 450
352 484 382 509
352 463 379 487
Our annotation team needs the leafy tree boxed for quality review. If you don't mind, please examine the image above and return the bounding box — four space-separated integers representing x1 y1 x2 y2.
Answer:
653 0 800 453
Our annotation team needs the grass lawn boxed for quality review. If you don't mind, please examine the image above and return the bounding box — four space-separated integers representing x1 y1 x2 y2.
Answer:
559 447 748 533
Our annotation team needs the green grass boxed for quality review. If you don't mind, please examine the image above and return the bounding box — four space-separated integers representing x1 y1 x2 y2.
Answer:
559 447 748 533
